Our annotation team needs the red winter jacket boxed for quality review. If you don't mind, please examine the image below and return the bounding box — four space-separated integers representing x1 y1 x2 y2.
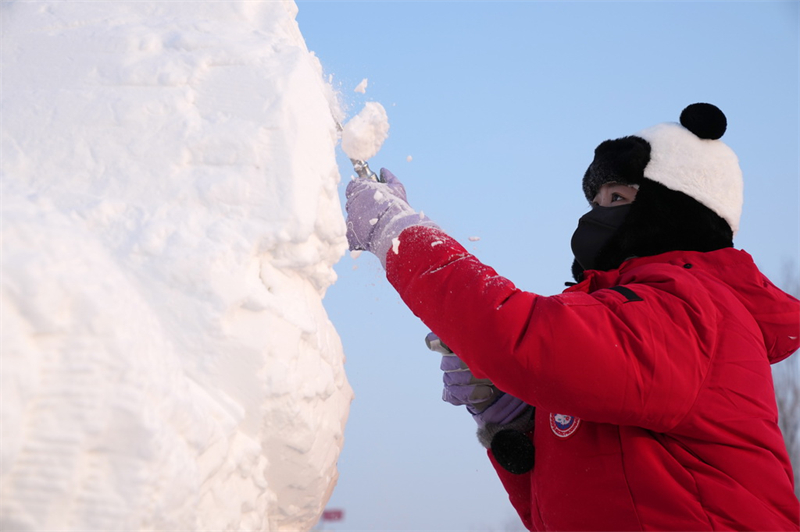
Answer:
387 225 800 531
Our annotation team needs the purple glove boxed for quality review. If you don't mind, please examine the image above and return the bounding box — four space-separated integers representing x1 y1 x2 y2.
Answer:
345 168 437 267
428 332 498 414
425 332 532 430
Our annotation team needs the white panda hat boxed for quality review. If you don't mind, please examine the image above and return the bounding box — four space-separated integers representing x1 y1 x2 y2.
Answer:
583 103 743 235
579 103 743 276
635 104 743 235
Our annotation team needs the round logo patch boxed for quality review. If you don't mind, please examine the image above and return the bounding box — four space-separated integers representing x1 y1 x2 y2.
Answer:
550 413 581 438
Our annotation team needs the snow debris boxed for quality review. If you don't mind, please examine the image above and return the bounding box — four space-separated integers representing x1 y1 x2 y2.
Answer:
469 236 481 242
341 101 390 161
392 237 402 254
354 78 368 93
0 2 352 531
407 155 413 162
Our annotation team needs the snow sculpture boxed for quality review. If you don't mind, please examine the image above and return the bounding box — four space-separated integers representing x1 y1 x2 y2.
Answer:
0 1 352 530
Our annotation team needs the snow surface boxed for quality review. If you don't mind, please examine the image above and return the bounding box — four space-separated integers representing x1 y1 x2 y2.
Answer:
1 1 353 530
341 102 390 162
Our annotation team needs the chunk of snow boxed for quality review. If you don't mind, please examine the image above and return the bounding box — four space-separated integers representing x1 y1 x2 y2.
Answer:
407 155 413 162
341 102 390 161
354 78 368 93
469 236 481 242
0 2 352 531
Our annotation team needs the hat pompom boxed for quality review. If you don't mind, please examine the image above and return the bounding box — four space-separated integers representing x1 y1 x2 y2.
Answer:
680 103 727 140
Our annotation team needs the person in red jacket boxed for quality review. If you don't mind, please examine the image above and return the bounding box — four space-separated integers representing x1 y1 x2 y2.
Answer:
344 103 800 531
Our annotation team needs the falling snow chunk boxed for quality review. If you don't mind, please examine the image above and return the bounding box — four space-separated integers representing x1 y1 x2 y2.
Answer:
341 102 390 161
392 237 401 254
354 78 368 93
469 236 481 242
350 250 363 259
407 155 413 162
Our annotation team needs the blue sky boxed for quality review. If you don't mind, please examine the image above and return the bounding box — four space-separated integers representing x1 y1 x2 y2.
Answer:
297 2 799 530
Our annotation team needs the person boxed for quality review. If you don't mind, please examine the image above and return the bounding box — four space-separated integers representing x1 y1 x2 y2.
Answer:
344 103 800 531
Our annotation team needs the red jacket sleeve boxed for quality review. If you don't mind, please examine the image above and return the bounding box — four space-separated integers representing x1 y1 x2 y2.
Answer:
386 226 718 431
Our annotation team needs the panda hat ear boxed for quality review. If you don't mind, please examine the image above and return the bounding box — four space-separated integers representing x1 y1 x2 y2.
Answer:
679 102 727 140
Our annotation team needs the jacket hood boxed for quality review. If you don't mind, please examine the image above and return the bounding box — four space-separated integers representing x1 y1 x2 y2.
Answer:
721 256 800 365
584 248 800 364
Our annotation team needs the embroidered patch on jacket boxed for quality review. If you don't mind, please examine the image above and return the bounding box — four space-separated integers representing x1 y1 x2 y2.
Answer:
550 413 581 438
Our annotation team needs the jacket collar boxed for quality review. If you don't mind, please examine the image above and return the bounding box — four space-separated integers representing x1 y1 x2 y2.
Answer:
564 248 800 365
567 248 744 294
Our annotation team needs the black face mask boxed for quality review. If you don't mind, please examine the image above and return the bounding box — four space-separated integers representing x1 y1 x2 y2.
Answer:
570 204 632 272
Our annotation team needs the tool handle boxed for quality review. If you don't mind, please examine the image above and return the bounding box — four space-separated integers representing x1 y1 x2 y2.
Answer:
425 332 454 355
350 158 384 182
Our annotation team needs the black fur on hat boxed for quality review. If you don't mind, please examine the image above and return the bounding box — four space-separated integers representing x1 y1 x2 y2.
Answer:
582 135 651 202
573 104 736 281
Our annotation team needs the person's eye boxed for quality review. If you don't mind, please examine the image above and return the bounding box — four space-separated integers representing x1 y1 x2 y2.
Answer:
610 193 625 203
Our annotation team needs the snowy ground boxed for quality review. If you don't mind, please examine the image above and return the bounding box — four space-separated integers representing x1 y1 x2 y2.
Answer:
1 1 353 530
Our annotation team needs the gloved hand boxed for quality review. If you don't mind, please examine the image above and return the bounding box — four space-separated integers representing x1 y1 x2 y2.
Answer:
427 331 498 414
345 168 437 267
427 332 536 474
425 332 532 427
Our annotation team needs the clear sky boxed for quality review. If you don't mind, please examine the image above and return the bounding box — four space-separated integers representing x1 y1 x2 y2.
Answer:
297 2 799 530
